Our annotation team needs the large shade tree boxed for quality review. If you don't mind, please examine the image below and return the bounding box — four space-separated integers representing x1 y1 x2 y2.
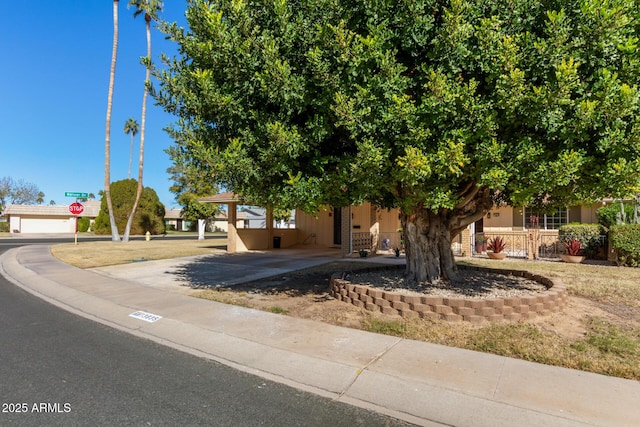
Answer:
166 144 220 226
154 0 640 284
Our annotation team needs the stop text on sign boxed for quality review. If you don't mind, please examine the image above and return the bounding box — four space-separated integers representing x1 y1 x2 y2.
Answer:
69 202 84 215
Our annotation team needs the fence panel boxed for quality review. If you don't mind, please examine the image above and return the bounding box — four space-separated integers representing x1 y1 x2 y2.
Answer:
539 234 607 259
352 232 373 252
538 233 562 258
479 233 529 258
472 232 607 259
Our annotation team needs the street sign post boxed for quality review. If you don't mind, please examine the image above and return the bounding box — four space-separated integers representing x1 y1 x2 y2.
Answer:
65 192 88 198
68 202 84 245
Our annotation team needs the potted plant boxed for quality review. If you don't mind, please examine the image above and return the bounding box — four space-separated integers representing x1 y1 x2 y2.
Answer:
562 238 585 263
487 236 507 260
474 234 487 253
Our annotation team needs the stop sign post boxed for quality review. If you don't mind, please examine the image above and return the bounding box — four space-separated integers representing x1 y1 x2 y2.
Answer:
69 202 84 244
69 202 84 215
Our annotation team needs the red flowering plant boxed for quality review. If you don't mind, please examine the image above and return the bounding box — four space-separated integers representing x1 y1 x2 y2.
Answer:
564 238 583 256
487 236 506 253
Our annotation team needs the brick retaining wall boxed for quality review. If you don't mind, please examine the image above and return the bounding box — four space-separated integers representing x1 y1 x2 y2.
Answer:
329 265 567 323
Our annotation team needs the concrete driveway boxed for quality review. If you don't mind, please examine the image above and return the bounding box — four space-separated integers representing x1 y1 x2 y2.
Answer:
89 247 349 293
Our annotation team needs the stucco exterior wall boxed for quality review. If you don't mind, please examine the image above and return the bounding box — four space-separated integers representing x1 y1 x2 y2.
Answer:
236 227 299 250
484 205 515 232
579 204 601 225
485 204 602 232
295 208 336 247
236 229 268 250
350 203 372 232
376 207 401 233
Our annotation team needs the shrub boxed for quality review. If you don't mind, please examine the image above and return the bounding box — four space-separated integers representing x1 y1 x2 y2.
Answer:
0 222 9 232
609 224 640 267
560 224 603 259
598 203 637 230
77 217 90 233
93 179 166 235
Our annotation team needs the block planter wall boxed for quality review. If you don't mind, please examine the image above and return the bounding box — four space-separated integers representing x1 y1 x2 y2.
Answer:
329 265 567 323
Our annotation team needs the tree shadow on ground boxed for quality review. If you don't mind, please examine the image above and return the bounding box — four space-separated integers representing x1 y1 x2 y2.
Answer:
170 259 388 297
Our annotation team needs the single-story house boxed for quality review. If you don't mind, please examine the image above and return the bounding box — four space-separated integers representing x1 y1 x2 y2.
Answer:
164 207 272 232
199 192 606 259
2 201 102 234
164 208 190 231
2 202 221 235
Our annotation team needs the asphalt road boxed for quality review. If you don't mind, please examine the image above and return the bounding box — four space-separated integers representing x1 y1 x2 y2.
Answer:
0 242 411 426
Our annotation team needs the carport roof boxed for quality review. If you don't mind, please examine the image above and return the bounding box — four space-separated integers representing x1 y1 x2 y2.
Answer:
198 192 241 204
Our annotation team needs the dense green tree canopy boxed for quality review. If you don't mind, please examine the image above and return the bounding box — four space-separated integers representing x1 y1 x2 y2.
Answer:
94 179 166 235
154 0 640 282
166 144 220 222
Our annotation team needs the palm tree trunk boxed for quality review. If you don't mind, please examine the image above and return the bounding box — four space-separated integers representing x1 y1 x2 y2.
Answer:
123 14 151 241
105 0 121 242
128 133 133 179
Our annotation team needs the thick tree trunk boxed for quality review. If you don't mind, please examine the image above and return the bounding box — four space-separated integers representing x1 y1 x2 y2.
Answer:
401 209 459 283
402 186 492 285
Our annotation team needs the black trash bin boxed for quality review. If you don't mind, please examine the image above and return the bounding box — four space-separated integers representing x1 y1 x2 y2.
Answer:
273 236 281 249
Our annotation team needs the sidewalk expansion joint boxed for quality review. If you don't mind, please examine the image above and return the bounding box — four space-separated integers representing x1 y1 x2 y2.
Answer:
334 336 404 400
491 357 507 399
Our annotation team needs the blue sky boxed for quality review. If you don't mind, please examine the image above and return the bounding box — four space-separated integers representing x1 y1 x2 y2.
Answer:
0 1 189 208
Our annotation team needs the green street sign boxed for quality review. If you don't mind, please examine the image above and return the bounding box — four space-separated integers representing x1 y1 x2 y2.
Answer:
65 192 88 198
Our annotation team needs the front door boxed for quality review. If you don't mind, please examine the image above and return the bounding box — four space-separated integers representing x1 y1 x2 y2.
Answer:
333 207 341 245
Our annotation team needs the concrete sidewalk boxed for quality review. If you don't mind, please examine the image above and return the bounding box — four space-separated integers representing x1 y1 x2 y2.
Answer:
1 245 639 426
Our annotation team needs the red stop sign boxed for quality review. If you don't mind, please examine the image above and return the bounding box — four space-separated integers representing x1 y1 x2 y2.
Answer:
69 202 84 215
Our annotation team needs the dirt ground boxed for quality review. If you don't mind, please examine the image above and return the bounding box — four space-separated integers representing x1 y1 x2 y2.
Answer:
192 261 640 340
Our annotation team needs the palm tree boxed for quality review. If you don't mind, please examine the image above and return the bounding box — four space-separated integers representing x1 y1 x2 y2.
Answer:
123 0 163 241
124 117 139 178
104 0 121 241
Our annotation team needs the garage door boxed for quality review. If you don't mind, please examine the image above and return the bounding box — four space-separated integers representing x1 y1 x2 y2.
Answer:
21 217 73 233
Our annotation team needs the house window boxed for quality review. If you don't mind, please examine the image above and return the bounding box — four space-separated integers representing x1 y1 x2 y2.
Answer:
524 208 568 230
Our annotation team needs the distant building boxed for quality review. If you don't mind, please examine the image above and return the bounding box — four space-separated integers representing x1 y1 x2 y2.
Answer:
2 202 229 235
2 201 101 234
